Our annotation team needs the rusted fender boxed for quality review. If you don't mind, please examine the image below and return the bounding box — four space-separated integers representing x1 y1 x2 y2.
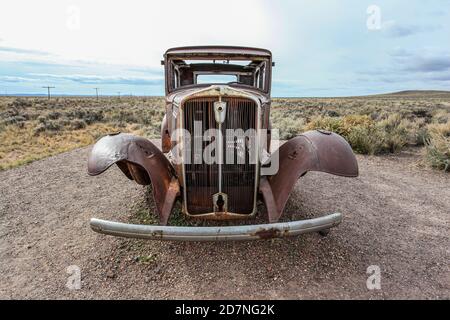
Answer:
87 133 179 225
260 130 358 223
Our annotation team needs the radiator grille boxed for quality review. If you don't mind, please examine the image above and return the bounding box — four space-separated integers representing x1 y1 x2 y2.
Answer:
183 97 257 214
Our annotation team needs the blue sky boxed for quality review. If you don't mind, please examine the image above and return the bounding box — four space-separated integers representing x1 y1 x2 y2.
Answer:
0 0 449 97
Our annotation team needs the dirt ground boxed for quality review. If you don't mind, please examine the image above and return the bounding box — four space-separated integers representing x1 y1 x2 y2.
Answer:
0 144 449 299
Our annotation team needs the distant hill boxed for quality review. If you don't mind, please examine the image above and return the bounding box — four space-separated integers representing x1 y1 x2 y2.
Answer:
374 90 450 98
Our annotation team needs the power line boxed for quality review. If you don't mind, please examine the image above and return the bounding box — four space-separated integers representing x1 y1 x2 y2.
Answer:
42 86 55 100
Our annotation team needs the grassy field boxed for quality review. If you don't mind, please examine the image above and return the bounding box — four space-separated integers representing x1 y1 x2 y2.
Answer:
1 91 449 171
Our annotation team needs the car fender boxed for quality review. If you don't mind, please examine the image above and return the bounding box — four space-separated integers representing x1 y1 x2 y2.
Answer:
87 133 179 225
260 130 358 222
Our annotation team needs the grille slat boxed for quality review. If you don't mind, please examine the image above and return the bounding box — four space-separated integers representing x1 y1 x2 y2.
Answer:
183 97 257 215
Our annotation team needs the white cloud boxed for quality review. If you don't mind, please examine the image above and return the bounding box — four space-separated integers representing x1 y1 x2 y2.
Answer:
0 76 39 83
0 0 274 67
1 0 450 96
29 73 163 85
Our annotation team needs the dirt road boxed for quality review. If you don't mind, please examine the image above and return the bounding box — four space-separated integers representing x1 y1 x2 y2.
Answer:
0 145 448 299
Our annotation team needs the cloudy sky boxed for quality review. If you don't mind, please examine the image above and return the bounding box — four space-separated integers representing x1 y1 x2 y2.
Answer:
0 0 449 97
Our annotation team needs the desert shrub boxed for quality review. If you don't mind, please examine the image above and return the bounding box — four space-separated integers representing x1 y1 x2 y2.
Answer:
424 133 450 172
56 119 71 127
416 128 429 146
1 106 19 118
326 110 340 117
402 117 427 146
376 114 410 153
2 115 27 125
305 115 384 154
33 120 62 135
340 115 374 136
67 109 104 124
305 116 343 135
129 123 142 131
274 117 303 140
425 133 450 171
47 111 61 120
304 114 423 154
38 115 48 124
423 123 450 171
83 110 104 124
432 110 449 124
412 109 432 119
426 122 450 137
70 119 87 130
11 98 32 108
346 125 384 155
113 110 138 123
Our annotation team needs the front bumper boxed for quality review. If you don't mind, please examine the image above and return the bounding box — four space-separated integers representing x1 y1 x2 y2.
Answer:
90 212 342 241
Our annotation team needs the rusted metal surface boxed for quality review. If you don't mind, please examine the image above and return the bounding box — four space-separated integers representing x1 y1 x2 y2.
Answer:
87 46 359 240
164 46 273 96
169 84 269 107
87 133 179 225
161 114 171 153
90 212 342 241
260 130 359 223
165 46 272 59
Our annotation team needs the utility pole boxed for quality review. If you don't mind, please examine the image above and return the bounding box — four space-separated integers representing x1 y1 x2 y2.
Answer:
117 92 121 100
94 88 99 101
42 86 55 100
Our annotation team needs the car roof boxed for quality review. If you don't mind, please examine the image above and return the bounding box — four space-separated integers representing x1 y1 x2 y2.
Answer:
165 46 272 59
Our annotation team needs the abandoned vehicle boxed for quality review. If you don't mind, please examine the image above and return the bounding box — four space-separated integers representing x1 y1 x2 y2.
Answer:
87 46 358 241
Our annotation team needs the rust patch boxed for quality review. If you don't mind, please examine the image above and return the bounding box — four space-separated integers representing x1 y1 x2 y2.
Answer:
254 228 281 239
151 230 164 239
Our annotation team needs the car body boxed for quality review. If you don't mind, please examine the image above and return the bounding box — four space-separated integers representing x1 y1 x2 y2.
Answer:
87 46 358 241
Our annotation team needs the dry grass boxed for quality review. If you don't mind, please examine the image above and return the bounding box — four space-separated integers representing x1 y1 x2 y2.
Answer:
1 93 449 171
424 122 450 171
0 96 164 170
271 94 450 170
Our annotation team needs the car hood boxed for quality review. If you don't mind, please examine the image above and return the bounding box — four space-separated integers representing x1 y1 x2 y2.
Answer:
167 85 269 106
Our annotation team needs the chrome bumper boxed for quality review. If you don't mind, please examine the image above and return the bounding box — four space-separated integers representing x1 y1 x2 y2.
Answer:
90 213 342 241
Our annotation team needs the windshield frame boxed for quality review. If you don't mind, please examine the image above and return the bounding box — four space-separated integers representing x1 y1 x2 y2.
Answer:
164 54 272 95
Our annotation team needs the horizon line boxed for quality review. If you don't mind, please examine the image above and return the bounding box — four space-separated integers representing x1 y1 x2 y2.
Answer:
1 89 450 99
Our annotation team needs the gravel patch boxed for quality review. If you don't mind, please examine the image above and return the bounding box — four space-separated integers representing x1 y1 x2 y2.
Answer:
0 146 448 299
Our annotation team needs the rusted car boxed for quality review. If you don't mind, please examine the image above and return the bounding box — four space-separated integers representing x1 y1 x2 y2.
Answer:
88 46 358 241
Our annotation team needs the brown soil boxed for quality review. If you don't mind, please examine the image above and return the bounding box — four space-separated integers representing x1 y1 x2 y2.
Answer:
0 145 448 299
